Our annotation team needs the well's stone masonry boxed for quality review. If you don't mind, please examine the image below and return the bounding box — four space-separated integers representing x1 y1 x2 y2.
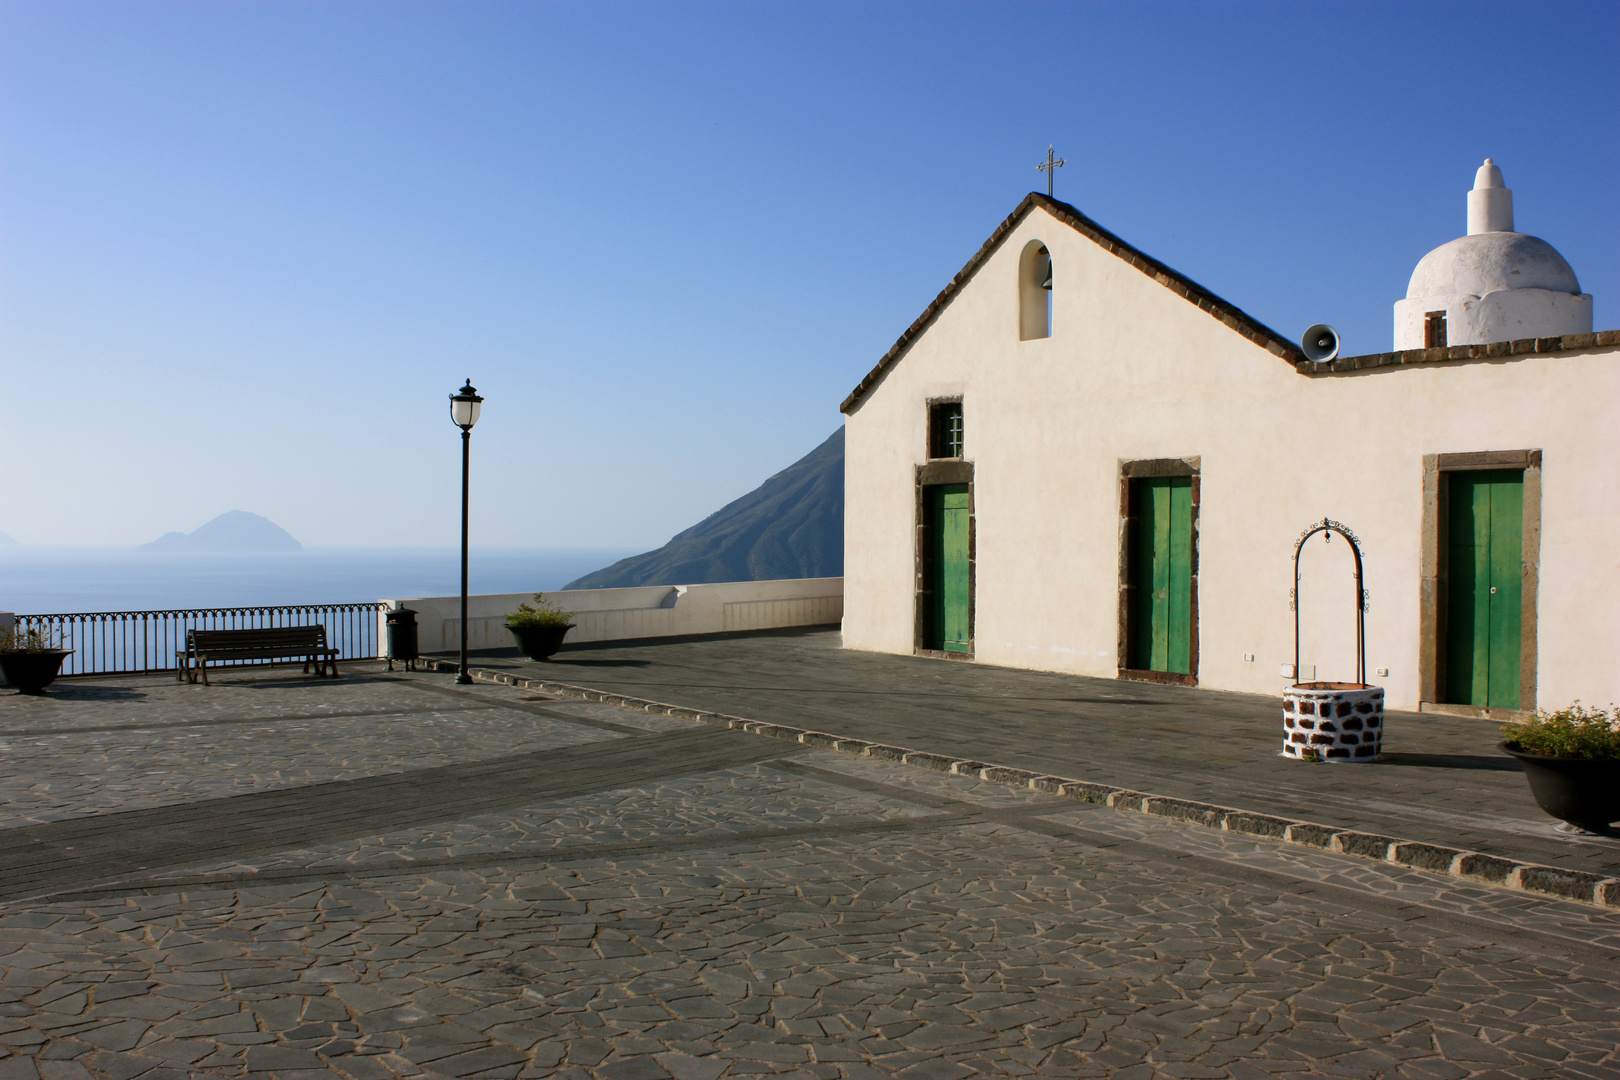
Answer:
1283 683 1384 760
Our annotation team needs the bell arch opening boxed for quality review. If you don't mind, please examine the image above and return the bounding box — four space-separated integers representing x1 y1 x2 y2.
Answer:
1018 240 1052 340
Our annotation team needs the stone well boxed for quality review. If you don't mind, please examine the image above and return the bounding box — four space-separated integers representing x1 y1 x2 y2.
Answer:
1282 682 1384 761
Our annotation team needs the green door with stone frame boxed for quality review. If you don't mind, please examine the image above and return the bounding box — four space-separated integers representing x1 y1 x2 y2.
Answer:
1126 476 1193 675
1444 470 1523 709
925 484 971 653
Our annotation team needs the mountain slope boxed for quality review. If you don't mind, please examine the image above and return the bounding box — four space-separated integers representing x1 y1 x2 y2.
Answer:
141 510 303 553
565 428 843 589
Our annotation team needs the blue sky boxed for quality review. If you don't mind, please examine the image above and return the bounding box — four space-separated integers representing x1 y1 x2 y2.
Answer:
2 1 1614 548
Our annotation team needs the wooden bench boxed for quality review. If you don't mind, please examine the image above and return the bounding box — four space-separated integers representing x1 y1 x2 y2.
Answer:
177 626 340 685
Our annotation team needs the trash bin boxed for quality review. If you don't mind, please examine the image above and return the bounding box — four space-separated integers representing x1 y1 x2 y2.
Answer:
386 607 419 671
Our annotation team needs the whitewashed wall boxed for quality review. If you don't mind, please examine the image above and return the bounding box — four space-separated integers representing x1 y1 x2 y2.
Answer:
381 578 843 656
843 200 1620 711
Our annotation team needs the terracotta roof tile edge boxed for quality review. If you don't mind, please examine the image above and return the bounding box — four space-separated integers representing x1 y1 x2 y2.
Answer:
840 193 1304 414
427 659 1620 912
1295 330 1619 375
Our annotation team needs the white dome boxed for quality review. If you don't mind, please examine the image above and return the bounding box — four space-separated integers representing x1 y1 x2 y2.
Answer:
1406 232 1581 300
1394 159 1592 349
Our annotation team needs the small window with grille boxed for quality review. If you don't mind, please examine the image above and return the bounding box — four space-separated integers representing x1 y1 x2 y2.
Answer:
929 402 963 459
1424 310 1448 349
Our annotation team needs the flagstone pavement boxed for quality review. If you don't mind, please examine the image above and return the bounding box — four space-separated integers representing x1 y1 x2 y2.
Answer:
456 628 1620 880
0 662 1616 1080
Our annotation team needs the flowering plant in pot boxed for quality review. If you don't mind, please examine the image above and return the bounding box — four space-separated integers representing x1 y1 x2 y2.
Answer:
1499 704 1620 833
0 625 74 695
504 594 576 661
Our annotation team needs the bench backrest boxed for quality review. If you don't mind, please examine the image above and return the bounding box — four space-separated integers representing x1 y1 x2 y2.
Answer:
187 626 330 651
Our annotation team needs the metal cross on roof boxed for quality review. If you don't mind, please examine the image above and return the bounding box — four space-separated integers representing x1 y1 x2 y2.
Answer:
1036 144 1066 198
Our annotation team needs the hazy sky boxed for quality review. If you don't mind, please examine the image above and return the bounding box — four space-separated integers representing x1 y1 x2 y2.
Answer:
3 1 1615 549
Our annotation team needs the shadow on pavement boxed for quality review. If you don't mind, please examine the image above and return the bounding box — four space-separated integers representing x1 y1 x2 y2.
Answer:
1377 751 1522 772
23 685 149 701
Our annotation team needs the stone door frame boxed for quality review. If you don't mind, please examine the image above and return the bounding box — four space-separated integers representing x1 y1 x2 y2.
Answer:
915 460 975 661
1419 450 1542 720
1117 457 1200 687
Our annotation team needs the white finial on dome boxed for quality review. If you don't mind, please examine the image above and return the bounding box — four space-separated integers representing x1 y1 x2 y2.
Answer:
1468 158 1513 234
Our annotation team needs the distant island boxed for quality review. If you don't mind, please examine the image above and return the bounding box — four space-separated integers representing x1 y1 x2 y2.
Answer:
566 428 842 589
0 530 17 547
141 510 303 553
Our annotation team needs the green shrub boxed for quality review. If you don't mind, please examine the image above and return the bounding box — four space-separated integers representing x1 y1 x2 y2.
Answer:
0 625 62 653
505 594 575 630
1501 703 1620 760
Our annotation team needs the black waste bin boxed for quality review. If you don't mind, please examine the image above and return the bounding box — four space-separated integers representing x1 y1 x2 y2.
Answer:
386 607 419 671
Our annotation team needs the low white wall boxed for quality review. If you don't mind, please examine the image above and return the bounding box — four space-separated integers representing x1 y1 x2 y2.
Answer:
381 578 843 656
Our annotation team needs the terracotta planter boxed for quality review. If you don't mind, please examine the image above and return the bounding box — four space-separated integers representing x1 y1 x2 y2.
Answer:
1499 743 1620 833
507 623 575 661
0 650 73 695
1282 682 1384 761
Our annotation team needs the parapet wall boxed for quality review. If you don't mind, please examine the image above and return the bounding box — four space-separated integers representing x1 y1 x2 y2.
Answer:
381 577 844 656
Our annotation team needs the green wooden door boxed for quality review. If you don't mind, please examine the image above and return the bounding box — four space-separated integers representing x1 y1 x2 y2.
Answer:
1445 470 1523 708
1127 477 1193 674
926 485 971 653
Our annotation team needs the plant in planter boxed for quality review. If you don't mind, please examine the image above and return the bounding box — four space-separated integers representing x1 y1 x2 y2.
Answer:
1500 704 1620 833
0 625 74 695
505 594 576 661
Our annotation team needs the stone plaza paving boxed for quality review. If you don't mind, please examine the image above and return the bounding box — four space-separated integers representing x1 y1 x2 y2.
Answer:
456 629 1620 880
0 661 1617 1079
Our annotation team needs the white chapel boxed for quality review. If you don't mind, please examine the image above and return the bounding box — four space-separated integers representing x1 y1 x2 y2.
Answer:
840 161 1617 718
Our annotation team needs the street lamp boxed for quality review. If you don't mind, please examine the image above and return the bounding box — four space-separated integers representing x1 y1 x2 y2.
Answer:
449 379 483 685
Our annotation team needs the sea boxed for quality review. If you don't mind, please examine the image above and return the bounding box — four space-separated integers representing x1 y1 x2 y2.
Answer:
0 547 640 615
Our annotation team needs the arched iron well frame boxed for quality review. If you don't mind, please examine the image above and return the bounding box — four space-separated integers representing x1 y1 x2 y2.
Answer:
1290 518 1369 688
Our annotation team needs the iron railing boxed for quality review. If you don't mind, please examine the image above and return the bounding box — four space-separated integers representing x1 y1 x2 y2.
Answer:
13 604 385 677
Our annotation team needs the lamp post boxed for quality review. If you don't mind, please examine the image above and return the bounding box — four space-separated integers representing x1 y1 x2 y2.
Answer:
449 379 483 685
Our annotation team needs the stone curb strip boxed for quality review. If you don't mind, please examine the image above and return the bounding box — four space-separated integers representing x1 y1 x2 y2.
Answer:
417 658 1620 911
